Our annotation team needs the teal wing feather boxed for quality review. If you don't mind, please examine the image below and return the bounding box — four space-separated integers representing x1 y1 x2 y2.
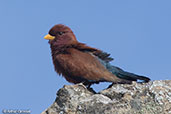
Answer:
94 52 150 82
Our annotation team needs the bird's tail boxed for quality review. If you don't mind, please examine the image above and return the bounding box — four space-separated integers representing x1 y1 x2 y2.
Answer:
108 66 150 83
117 71 150 82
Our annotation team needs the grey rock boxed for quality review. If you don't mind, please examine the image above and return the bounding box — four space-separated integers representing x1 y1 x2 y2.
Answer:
41 80 171 114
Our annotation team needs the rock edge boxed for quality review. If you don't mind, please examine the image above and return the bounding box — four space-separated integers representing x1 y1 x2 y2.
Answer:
41 80 171 114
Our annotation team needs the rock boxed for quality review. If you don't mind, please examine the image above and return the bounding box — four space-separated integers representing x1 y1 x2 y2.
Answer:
41 80 171 114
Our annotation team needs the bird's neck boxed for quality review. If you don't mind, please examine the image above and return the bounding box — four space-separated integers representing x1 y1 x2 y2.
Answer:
50 41 78 55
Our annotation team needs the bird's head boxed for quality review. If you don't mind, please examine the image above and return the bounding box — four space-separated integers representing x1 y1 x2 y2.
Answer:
44 24 78 46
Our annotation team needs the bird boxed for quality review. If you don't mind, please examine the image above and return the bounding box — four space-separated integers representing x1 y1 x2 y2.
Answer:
44 24 150 88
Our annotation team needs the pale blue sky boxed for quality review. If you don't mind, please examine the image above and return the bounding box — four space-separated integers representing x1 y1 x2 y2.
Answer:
0 0 171 114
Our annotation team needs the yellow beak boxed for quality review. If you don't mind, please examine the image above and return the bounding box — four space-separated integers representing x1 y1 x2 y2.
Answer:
44 34 55 40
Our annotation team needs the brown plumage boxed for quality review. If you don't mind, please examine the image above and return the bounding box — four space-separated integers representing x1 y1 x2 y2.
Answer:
44 24 150 87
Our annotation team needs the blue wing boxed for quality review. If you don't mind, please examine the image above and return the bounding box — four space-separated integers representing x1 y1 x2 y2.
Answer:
95 52 150 82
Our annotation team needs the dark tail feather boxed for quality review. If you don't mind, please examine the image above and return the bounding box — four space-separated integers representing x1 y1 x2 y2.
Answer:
109 66 150 83
134 75 150 82
117 71 150 83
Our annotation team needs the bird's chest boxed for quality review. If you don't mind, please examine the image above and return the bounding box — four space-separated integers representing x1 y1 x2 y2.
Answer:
51 51 79 74
53 49 87 63
52 53 70 73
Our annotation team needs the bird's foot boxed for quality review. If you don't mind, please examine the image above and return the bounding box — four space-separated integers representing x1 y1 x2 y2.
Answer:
87 87 96 94
107 83 114 89
107 80 132 89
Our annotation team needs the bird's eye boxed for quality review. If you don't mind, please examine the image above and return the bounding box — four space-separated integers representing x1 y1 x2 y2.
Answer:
58 32 65 35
